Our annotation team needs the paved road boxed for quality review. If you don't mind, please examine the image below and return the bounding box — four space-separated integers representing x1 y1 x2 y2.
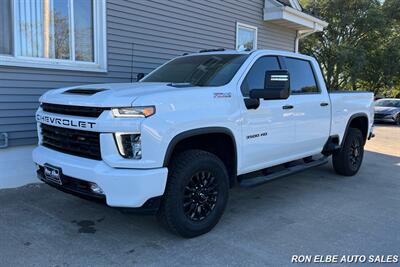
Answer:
0 125 399 267
365 124 400 157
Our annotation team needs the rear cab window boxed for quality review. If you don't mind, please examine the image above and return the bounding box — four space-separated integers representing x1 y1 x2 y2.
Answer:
284 57 319 94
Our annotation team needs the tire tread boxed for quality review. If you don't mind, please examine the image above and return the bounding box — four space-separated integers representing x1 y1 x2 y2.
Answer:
158 149 228 238
332 128 364 176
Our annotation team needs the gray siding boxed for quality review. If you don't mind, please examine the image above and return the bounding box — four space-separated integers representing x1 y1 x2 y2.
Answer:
0 0 296 147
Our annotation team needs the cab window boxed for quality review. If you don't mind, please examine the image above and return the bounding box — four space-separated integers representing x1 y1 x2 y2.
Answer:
241 56 280 97
284 57 319 94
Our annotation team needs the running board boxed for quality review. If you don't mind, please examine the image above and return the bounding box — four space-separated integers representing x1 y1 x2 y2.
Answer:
239 157 329 188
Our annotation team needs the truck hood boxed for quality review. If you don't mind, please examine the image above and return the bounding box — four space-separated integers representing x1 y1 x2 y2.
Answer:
40 82 175 107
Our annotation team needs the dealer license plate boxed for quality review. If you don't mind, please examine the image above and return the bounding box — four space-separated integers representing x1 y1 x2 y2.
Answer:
43 164 63 185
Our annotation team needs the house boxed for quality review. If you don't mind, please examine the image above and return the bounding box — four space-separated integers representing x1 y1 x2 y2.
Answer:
0 0 327 188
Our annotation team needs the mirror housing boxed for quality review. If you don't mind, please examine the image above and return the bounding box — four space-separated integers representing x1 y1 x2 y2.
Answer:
137 73 145 81
249 70 290 100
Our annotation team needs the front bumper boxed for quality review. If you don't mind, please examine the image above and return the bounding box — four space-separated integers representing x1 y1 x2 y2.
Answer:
374 118 396 123
374 114 396 123
33 146 168 208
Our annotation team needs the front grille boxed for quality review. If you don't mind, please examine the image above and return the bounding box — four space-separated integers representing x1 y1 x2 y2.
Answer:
41 124 101 160
41 103 107 118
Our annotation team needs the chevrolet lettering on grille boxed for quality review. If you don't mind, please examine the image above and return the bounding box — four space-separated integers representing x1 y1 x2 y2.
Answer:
36 114 96 129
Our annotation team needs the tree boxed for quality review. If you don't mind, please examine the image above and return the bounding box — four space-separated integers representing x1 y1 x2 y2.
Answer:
300 0 400 97
381 0 400 97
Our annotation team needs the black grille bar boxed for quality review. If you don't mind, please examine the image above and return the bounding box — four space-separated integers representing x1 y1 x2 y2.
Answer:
37 166 106 202
41 124 101 160
41 103 108 118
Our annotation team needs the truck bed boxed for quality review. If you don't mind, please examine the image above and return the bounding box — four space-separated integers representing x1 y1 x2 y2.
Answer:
329 91 374 143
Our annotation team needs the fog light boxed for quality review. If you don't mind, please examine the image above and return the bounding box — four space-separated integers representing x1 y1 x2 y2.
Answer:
114 133 142 159
89 183 104 195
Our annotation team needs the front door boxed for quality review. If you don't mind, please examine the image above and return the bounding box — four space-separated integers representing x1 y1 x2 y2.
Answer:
240 56 297 173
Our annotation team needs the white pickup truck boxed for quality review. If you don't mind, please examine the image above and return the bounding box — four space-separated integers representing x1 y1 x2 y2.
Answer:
33 50 374 237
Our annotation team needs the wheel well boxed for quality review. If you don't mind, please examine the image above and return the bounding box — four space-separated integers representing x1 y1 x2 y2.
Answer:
348 115 369 143
164 132 237 187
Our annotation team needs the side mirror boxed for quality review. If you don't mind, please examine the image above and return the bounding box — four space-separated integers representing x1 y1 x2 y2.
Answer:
249 70 290 100
137 73 145 81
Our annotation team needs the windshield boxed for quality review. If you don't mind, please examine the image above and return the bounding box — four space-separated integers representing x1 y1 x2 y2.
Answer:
142 54 249 86
375 99 400 107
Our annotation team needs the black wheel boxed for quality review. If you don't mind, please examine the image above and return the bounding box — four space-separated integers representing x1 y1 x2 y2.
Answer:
157 150 229 238
332 128 364 176
395 114 400 126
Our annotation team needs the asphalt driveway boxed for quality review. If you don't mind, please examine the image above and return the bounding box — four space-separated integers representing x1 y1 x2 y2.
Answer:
0 125 399 267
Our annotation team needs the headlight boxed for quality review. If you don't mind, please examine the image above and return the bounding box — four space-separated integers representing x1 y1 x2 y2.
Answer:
114 133 142 159
112 106 155 118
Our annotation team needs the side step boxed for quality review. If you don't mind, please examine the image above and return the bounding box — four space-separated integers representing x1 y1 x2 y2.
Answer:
239 157 329 188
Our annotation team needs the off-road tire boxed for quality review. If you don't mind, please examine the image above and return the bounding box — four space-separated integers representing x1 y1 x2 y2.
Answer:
332 128 364 176
157 150 229 238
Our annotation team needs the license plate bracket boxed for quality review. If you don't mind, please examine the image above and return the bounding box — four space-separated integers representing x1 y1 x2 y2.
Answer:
43 164 63 185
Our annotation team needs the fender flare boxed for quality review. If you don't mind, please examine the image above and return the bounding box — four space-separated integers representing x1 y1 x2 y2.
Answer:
162 127 237 170
341 112 369 145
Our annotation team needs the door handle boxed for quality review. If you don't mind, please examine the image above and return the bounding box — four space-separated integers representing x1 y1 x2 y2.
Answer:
282 105 294 110
320 102 329 107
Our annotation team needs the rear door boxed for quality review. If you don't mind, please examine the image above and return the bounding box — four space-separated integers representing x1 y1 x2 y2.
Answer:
283 57 331 155
239 56 297 173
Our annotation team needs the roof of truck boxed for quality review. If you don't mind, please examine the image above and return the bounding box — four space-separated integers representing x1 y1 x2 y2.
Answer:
181 49 316 62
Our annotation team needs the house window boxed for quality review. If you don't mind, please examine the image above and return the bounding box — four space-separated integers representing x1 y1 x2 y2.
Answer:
0 0 106 72
0 0 13 55
236 22 257 50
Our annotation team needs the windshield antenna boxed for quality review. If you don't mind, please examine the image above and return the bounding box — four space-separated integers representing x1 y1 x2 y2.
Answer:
130 42 135 83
